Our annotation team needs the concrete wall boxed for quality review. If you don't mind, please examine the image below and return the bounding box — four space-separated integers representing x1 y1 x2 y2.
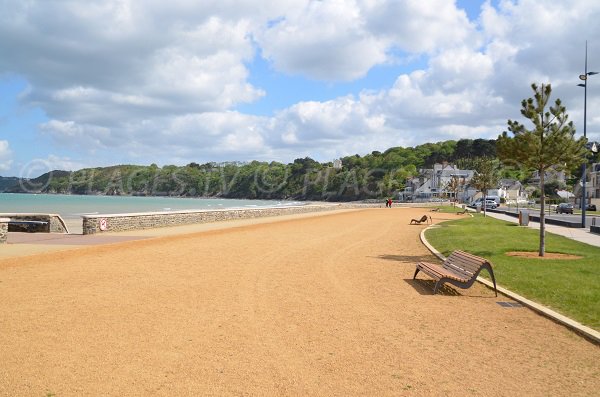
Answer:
81 203 382 235
0 218 8 244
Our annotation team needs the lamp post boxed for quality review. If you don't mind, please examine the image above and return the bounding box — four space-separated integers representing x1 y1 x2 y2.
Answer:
578 41 598 228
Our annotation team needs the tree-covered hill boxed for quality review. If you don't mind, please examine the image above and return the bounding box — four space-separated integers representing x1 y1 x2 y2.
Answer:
0 176 22 192
7 139 497 201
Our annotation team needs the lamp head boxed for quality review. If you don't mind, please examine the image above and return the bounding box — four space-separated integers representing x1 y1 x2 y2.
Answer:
580 74 588 80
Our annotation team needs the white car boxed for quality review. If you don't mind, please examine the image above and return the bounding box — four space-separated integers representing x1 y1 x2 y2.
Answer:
484 200 498 209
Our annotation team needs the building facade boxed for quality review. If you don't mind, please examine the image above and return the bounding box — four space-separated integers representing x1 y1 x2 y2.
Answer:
399 163 475 202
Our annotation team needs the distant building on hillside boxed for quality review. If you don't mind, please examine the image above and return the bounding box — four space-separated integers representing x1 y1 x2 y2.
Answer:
332 159 343 170
529 169 566 185
488 179 528 203
398 162 475 202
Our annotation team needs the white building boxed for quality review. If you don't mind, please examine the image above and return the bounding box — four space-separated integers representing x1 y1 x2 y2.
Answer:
399 163 475 202
529 169 566 185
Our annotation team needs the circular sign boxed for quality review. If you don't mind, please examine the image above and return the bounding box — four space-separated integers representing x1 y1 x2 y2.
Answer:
99 218 108 231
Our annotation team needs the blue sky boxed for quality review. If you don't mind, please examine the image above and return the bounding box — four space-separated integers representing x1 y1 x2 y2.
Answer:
1 0 599 177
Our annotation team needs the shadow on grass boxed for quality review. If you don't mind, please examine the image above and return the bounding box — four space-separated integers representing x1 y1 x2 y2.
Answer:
465 250 495 258
431 215 462 221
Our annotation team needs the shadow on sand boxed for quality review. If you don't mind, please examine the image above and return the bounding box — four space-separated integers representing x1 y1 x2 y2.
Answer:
405 278 498 298
404 278 462 296
375 254 438 263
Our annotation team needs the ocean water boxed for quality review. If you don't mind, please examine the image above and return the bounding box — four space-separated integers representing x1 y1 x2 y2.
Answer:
0 193 303 220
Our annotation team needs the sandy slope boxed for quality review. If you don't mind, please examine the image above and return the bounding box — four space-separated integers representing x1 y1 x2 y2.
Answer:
0 208 598 396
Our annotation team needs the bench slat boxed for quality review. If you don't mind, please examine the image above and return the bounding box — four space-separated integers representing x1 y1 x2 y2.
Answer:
445 258 480 274
436 263 471 280
446 252 487 273
413 250 498 296
417 262 469 282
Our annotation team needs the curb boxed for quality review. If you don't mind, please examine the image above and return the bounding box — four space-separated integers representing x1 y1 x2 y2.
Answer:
419 225 600 345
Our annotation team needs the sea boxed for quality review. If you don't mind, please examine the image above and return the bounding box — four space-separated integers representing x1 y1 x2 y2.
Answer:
0 193 303 220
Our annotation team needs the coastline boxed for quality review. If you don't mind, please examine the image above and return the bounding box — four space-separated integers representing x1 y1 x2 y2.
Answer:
0 193 311 222
1 196 387 235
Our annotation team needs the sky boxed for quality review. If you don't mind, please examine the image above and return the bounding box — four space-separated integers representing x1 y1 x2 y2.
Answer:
1 0 599 177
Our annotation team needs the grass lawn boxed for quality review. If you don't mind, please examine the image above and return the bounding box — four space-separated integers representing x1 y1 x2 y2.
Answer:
426 205 468 214
424 215 600 330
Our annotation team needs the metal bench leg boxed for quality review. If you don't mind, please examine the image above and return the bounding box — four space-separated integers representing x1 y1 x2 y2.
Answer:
433 279 443 295
483 264 498 297
413 267 420 279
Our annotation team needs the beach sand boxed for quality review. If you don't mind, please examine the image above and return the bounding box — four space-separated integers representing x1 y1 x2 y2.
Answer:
0 208 598 396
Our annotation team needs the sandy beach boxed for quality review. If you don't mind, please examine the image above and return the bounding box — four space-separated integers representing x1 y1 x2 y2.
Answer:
0 207 598 396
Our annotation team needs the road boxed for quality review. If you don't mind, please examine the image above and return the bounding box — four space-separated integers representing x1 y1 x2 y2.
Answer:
500 206 598 230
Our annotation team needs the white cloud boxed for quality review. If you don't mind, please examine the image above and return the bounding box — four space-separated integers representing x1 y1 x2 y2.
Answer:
1 1 265 119
17 155 84 181
362 0 477 53
256 0 477 81
268 96 385 146
257 0 387 81
40 120 113 149
1 0 600 174
0 141 13 172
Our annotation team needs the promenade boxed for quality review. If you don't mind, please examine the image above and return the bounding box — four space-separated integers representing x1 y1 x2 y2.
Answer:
1 208 598 396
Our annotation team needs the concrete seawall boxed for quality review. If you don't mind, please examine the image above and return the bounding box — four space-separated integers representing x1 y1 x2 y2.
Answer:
81 203 382 234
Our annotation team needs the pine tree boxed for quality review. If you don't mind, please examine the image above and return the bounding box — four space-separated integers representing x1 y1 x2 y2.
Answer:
497 83 586 256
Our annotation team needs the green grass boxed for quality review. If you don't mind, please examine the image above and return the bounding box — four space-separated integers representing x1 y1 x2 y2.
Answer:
427 205 468 214
424 214 600 330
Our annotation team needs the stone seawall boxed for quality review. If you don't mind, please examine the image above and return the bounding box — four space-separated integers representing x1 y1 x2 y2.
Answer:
82 203 382 235
0 218 8 244
0 213 69 234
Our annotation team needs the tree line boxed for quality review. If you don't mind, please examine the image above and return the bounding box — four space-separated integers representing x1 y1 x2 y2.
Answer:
9 138 498 201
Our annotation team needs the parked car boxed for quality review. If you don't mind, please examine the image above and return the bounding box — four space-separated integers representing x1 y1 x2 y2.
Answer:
484 200 498 209
556 203 574 214
586 204 597 211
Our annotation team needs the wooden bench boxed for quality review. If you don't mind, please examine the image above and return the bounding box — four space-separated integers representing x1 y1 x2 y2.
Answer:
410 215 432 225
413 250 497 296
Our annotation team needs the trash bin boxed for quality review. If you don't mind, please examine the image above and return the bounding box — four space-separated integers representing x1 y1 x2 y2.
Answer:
476 203 481 213
519 210 529 226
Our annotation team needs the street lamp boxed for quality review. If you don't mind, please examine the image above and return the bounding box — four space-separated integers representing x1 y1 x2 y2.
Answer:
577 41 598 228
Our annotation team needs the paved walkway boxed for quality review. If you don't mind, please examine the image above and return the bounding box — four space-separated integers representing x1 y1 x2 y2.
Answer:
483 210 600 248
